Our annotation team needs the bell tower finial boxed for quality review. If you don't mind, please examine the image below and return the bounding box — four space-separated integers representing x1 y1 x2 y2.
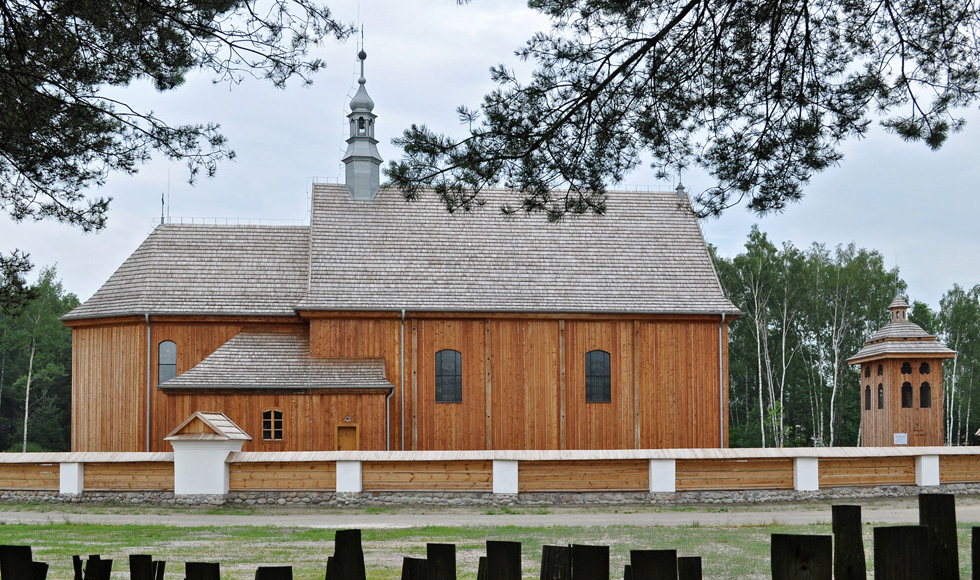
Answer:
341 33 382 200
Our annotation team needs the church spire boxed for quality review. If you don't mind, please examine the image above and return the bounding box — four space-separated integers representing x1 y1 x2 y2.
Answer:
341 45 382 200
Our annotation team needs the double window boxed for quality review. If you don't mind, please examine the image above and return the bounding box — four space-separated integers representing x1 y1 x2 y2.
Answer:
585 350 611 403
262 409 283 441
435 349 462 403
158 341 177 384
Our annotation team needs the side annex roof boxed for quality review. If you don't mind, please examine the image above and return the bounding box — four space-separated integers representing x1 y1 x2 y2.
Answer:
63 224 309 320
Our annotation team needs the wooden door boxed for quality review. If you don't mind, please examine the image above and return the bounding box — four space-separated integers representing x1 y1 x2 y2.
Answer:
337 425 359 451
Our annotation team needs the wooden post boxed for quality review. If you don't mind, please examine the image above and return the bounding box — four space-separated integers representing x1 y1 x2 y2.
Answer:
540 545 571 580
31 562 48 580
770 534 832 580
84 555 112 580
185 562 220 580
400 558 427 580
972 527 980 580
873 525 933 580
676 557 701 580
571 545 609 580
254 566 292 580
832 505 866 580
154 561 166 580
0 545 36 580
130 555 154 580
72 555 83 580
427 543 456 580
920 493 959 580
629 549 677 580
624 564 632 580
476 557 487 580
332 529 366 580
486 541 521 580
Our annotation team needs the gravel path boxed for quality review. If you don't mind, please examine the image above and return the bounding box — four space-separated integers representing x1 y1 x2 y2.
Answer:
3 497 980 529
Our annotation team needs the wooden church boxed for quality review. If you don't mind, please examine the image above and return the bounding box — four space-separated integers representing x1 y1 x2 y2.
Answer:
64 52 739 453
848 297 956 446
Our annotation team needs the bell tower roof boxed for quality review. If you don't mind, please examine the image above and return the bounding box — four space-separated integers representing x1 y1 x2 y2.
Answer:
341 46 382 200
349 50 375 112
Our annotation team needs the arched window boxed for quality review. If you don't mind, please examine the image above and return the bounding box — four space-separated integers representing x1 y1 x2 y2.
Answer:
585 350 611 403
902 382 913 408
864 366 871 378
878 384 884 409
920 382 932 408
357 117 366 135
435 349 462 403
877 364 883 377
262 409 283 441
920 362 931 375
901 361 912 374
865 385 871 410
158 340 177 384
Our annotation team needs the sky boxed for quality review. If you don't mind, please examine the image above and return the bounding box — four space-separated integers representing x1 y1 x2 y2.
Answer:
2 0 978 310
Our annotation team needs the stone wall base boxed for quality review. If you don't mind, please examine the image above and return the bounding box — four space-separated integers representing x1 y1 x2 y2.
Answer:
4 484 980 507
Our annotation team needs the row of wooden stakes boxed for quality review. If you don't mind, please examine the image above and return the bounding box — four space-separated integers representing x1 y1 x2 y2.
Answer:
0 493 973 579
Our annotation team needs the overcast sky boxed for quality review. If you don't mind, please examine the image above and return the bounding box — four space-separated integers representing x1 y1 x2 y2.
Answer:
3 0 978 310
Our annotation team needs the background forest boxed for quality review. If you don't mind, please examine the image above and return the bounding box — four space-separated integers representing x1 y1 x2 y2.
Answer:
0 266 77 452
715 226 980 448
0 228 977 452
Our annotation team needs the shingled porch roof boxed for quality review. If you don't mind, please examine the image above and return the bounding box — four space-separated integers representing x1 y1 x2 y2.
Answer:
158 329 393 391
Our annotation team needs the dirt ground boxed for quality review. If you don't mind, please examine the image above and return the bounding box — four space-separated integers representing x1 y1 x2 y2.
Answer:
3 494 980 529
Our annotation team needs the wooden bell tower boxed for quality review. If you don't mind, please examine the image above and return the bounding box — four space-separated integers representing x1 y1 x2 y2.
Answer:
848 297 955 446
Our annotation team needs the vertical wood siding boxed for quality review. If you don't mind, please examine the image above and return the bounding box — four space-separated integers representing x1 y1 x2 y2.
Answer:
563 321 635 450
72 323 147 452
310 318 404 449
860 358 945 447
637 321 723 449
415 320 488 450
73 314 729 452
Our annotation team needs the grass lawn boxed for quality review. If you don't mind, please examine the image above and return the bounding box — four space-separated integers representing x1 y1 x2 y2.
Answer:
0 503 976 578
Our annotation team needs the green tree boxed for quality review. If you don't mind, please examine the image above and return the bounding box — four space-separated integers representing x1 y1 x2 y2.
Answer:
938 284 980 445
716 229 903 447
1 0 352 232
390 0 980 220
0 267 78 452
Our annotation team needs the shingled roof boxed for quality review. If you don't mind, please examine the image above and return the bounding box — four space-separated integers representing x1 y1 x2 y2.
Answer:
848 296 956 364
159 328 393 391
63 225 309 320
297 184 738 314
66 185 738 319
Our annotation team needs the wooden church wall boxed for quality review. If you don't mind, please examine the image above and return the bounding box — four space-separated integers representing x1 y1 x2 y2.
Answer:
71 320 147 452
70 313 729 452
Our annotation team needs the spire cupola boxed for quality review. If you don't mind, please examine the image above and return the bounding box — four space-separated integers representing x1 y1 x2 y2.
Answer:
341 48 382 200
888 295 910 323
